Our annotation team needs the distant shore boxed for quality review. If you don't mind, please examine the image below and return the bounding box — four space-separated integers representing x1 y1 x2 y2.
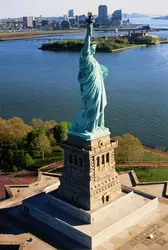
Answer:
0 29 86 41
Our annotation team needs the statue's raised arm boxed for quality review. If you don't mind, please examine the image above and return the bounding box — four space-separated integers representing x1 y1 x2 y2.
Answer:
82 24 93 57
69 13 109 138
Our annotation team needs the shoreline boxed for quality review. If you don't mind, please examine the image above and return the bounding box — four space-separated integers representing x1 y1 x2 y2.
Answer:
112 44 147 52
39 44 147 53
0 29 86 41
39 39 168 53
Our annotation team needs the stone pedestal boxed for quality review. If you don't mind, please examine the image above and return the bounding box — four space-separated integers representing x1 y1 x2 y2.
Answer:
19 133 159 249
58 133 122 211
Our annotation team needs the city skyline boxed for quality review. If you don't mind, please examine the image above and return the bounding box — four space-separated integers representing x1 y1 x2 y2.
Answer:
1 0 168 19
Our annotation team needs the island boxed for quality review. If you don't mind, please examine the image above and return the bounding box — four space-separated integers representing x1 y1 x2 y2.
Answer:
39 34 168 53
153 15 168 20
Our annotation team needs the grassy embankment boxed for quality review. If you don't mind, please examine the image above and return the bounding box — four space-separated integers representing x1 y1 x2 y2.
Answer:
116 166 168 182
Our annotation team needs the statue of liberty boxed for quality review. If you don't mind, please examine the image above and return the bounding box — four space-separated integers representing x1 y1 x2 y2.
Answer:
70 13 109 138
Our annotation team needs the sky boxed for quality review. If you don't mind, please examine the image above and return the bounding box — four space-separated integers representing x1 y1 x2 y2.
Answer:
1 0 168 19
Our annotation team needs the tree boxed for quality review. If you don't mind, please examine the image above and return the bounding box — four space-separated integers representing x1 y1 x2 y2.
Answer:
8 149 14 165
31 118 44 129
113 133 142 163
31 118 57 131
24 153 34 167
133 36 153 44
34 134 52 160
61 20 70 30
48 133 57 146
54 121 71 143
14 149 25 168
43 120 57 130
26 128 46 150
0 117 30 146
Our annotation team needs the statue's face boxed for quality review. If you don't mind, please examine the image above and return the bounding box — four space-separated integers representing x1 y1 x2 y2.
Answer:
90 44 97 55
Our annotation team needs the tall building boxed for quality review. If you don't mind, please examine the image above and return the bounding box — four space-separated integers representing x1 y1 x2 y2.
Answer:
79 14 86 24
68 9 74 18
98 5 109 25
111 9 122 26
23 16 33 28
75 15 79 23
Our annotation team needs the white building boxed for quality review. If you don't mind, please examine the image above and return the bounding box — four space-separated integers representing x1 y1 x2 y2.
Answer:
23 16 34 28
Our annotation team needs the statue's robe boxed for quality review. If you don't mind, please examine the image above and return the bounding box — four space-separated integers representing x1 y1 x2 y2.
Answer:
71 46 108 134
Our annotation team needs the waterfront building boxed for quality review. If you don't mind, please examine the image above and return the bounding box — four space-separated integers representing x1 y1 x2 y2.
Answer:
68 9 74 18
98 5 109 26
111 9 122 26
128 30 149 38
23 16 34 28
128 30 158 43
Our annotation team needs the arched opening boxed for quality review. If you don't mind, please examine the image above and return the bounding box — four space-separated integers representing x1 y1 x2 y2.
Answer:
97 157 100 167
106 195 110 202
102 196 105 204
106 153 110 163
102 155 105 164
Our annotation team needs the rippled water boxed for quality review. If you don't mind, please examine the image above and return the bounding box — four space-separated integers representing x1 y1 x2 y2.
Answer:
0 19 168 148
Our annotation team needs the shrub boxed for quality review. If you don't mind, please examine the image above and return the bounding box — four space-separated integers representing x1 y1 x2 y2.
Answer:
25 153 35 167
133 36 153 44
12 165 18 172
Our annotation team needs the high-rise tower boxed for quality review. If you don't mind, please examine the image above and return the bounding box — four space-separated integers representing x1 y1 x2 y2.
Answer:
98 5 109 25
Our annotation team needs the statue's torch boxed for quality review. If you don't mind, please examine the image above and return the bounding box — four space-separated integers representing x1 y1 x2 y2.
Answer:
86 12 93 24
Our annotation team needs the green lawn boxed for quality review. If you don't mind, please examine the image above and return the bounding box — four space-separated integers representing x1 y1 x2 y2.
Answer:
142 150 168 162
116 166 168 182
136 167 168 182
33 145 63 168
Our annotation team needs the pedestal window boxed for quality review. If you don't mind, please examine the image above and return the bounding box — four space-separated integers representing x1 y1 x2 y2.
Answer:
69 154 73 164
97 157 100 167
106 153 110 163
102 155 105 164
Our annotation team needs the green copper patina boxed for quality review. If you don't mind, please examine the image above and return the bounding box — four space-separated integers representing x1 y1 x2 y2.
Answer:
69 22 109 139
